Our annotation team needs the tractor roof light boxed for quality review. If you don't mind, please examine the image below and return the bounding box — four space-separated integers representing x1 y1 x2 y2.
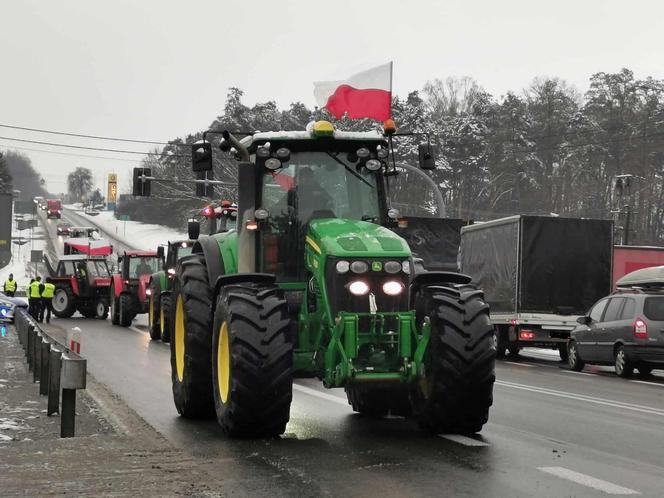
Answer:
256 146 271 159
383 119 397 135
312 120 335 138
382 280 404 296
387 208 400 219
356 147 370 160
167 268 176 275
275 147 291 163
265 158 282 170
146 288 152 296
366 159 382 171
376 147 389 159
348 280 370 296
180 242 189 248
254 208 269 221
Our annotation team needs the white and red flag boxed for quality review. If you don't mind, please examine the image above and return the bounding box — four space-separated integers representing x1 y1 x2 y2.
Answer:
314 62 392 121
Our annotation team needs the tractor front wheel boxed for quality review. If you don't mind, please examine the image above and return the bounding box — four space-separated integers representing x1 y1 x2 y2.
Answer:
212 283 293 437
160 293 171 343
52 286 76 318
110 284 120 325
170 254 214 418
414 284 496 435
118 294 133 327
148 289 161 340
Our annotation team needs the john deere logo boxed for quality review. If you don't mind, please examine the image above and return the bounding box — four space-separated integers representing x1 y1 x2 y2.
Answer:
372 261 382 272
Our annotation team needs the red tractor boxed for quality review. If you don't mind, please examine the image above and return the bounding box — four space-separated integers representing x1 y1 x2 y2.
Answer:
44 255 111 319
110 250 163 327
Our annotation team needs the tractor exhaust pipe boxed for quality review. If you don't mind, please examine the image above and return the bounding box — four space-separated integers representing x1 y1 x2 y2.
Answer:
221 130 249 162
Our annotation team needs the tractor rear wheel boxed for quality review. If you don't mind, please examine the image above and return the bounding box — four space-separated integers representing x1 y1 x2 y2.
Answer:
212 283 293 437
52 286 76 318
148 288 161 340
414 284 495 435
160 293 171 343
118 294 133 327
95 299 109 320
170 254 214 418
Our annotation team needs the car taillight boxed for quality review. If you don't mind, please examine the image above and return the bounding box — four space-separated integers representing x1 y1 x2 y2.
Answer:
519 329 535 340
634 318 648 339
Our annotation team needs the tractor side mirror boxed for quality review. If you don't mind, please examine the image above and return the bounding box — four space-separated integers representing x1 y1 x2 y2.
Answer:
192 142 213 172
418 144 436 170
132 168 152 196
157 246 165 260
188 219 200 240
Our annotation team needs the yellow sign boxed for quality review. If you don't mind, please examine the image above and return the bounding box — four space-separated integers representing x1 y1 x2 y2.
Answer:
108 173 118 203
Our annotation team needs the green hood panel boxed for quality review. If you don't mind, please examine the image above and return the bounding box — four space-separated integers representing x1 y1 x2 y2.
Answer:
212 230 239 274
308 219 410 258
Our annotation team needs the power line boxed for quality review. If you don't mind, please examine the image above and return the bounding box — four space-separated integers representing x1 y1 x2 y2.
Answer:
0 142 146 163
0 123 186 146
0 135 190 158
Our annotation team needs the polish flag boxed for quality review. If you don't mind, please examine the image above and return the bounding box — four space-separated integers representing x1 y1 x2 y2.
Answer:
314 62 392 121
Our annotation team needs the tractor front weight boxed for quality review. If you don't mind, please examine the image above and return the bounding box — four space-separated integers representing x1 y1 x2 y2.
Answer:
322 311 428 387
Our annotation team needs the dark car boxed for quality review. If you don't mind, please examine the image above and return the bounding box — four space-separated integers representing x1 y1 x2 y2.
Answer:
57 222 71 236
568 289 664 377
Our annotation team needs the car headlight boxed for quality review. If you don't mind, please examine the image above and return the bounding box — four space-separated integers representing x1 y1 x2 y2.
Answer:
348 280 370 296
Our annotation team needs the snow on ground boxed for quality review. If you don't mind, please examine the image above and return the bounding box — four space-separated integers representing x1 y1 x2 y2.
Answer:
69 206 187 251
0 214 47 294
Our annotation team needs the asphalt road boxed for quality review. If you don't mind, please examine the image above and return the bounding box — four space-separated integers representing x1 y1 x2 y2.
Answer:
39 212 664 497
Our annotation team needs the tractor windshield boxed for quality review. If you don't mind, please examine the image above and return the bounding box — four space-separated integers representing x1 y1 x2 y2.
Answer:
86 260 111 278
129 257 160 278
258 151 381 280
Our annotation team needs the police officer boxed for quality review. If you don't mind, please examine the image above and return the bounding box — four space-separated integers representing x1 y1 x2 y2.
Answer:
29 276 43 320
40 278 55 323
3 273 17 297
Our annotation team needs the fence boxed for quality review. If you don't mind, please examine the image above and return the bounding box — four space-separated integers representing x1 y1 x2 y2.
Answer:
13 308 87 437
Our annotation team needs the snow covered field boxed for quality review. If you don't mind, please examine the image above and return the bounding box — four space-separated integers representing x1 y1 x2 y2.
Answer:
68 206 187 251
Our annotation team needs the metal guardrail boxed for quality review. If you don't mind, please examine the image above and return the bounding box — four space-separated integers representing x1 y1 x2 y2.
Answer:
14 308 87 438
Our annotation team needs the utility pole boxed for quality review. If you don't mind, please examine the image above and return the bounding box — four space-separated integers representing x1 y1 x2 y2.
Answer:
615 174 634 245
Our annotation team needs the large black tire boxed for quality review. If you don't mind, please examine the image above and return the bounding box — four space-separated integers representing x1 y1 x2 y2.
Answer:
211 283 293 437
345 386 411 418
148 285 161 340
170 254 215 418
52 286 76 318
110 284 120 325
614 345 633 378
119 294 133 327
414 284 496 434
567 341 585 371
558 344 569 362
160 293 171 343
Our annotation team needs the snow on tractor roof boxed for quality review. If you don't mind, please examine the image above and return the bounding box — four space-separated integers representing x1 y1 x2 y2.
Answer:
239 121 384 149
58 254 108 261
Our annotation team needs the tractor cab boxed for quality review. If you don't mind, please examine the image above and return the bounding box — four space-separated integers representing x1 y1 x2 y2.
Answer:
110 251 163 326
198 200 238 235
162 241 195 280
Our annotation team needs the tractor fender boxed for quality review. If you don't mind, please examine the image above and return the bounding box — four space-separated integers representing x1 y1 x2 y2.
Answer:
111 274 124 298
192 235 227 289
212 273 277 310
409 271 472 295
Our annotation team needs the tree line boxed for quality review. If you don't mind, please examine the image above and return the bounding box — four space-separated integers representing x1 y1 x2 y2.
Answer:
122 68 664 245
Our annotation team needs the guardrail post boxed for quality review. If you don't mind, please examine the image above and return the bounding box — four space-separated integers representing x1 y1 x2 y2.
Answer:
39 337 53 396
48 345 63 416
26 324 35 370
60 353 86 438
33 330 42 383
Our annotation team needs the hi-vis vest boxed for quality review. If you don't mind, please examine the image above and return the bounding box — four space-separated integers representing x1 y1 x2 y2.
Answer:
42 283 55 299
4 278 16 292
29 281 42 298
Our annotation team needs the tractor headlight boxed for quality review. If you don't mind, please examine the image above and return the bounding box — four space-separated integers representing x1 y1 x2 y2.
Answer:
335 260 350 274
275 147 291 162
145 289 152 296
350 261 369 274
254 208 269 220
384 261 401 274
167 268 176 276
265 158 282 170
348 280 370 296
366 159 382 171
402 261 411 274
382 280 404 296
356 147 370 160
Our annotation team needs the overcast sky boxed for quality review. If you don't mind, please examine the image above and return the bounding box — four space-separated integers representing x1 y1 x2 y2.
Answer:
2 0 663 195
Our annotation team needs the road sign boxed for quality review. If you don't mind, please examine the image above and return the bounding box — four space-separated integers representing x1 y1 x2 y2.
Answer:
31 249 43 262
108 173 118 210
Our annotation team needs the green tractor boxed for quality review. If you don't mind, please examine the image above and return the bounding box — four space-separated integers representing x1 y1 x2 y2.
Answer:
133 120 495 437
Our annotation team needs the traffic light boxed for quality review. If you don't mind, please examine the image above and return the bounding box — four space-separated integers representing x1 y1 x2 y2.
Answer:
192 142 213 172
132 168 152 196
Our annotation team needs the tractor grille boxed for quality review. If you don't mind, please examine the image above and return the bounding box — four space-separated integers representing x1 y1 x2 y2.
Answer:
325 257 410 316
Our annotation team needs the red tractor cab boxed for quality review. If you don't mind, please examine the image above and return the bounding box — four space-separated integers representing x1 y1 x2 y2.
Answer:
110 250 163 327
199 199 238 234
44 255 111 319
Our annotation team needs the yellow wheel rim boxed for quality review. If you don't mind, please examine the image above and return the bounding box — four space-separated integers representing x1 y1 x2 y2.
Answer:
148 294 154 326
217 321 230 403
160 304 165 335
175 295 185 382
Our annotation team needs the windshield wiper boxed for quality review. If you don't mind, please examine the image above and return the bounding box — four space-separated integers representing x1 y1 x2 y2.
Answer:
325 152 374 189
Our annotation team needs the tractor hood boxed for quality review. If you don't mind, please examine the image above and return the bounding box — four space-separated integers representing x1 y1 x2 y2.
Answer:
307 219 411 258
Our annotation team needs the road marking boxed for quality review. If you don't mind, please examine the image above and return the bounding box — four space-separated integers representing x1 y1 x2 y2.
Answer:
438 434 490 447
630 379 664 388
537 467 640 495
503 361 535 368
496 380 664 417
129 326 147 335
293 384 349 407
562 370 597 377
